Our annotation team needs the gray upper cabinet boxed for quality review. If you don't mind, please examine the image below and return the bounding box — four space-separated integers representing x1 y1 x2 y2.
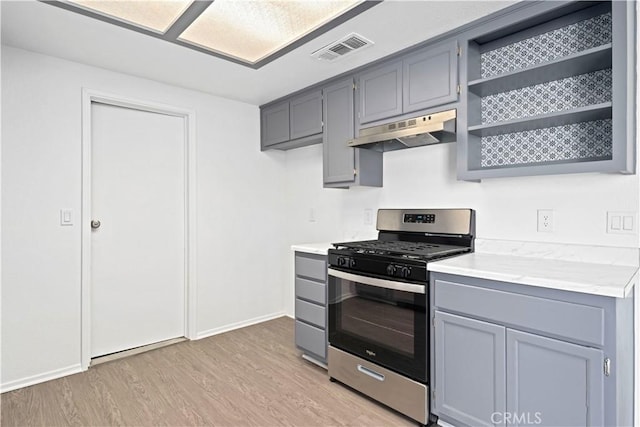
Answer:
260 90 323 150
261 102 290 147
323 78 356 184
459 1 635 180
357 61 403 125
403 40 459 114
356 42 460 127
506 329 603 426
290 90 323 140
434 311 506 427
323 78 383 188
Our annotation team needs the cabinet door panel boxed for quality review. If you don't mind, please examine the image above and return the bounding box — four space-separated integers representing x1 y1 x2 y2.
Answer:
403 40 458 113
358 61 403 124
290 91 323 140
261 102 290 146
506 329 603 427
323 78 356 184
435 311 506 427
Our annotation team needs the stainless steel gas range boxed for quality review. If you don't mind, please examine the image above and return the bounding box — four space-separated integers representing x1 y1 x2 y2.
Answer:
327 208 475 426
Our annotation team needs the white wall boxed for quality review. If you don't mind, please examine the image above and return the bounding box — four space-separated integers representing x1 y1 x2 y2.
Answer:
1 46 288 390
284 140 639 314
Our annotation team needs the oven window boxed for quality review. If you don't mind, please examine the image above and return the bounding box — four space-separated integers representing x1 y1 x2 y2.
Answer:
329 272 427 383
340 284 415 356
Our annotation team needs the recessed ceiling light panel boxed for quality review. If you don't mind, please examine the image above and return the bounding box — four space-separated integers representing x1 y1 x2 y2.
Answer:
66 0 194 33
178 0 362 64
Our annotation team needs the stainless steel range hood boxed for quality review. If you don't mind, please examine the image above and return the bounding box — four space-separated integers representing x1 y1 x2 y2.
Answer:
348 109 456 152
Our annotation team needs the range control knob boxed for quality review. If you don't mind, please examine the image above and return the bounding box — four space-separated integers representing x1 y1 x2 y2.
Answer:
349 258 356 268
400 266 412 278
337 257 347 266
386 264 397 276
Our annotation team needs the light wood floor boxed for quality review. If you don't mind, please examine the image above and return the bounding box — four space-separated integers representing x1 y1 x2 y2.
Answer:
1 317 416 426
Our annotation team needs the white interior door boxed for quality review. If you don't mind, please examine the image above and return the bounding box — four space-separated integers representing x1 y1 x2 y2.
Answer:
90 102 185 358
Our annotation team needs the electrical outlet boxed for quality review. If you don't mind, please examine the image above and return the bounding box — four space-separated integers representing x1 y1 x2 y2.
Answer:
537 209 554 232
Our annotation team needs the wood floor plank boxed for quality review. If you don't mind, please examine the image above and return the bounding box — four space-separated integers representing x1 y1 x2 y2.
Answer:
1 317 416 426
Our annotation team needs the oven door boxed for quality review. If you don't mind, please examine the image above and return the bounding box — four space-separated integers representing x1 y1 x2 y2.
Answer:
327 268 427 383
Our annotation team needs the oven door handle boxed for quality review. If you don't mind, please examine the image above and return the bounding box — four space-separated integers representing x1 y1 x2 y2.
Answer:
327 268 425 294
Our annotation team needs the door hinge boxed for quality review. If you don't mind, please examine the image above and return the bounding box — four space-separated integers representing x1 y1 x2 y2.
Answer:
456 84 461 94
457 46 462 56
604 357 611 376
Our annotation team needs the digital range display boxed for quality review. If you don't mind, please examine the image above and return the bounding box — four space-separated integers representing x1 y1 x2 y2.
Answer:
404 213 435 224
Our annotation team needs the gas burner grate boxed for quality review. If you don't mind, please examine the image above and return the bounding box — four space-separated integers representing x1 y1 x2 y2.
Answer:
333 239 469 259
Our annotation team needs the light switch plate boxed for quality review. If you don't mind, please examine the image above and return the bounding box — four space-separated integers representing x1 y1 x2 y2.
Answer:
607 211 637 234
60 209 73 226
364 208 373 225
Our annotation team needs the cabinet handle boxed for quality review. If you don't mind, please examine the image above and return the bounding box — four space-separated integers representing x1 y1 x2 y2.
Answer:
604 357 611 376
357 364 385 381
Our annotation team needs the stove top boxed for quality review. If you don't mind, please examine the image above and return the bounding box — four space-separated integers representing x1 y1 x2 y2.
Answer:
328 209 475 283
332 239 470 260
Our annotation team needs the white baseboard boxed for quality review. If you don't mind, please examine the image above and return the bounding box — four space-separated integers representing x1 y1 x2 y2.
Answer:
196 311 286 340
1 364 82 393
284 313 294 319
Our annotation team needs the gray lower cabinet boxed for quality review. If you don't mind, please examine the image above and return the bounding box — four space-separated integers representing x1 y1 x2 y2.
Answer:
323 78 382 188
430 273 633 427
294 252 328 364
506 329 603 426
434 311 506 427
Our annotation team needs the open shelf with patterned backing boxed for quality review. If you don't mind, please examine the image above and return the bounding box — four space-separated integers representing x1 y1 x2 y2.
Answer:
458 1 635 180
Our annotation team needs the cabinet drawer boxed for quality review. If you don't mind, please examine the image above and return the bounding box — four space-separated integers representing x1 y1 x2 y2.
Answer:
328 346 427 425
295 320 326 359
295 254 326 281
295 277 326 304
295 299 325 329
434 279 604 347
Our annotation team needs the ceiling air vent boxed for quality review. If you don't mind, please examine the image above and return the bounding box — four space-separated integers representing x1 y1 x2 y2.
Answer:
311 32 374 61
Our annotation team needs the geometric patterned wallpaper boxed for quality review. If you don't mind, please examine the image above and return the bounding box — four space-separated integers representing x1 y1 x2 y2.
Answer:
481 12 612 79
477 11 613 169
480 119 612 168
481 69 612 124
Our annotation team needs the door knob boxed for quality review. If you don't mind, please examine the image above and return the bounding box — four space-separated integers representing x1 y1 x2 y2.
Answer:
91 220 101 229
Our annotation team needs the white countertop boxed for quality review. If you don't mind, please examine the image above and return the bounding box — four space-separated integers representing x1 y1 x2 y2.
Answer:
428 252 638 298
291 242 334 255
